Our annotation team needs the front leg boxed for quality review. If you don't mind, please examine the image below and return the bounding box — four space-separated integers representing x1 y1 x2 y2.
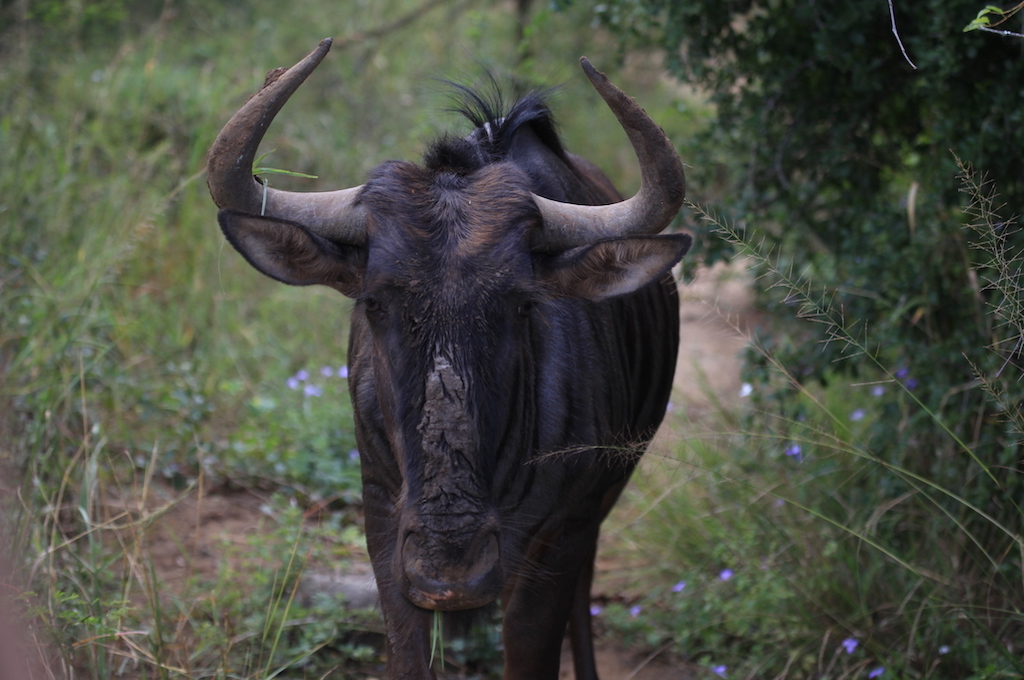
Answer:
500 520 602 680
362 482 436 679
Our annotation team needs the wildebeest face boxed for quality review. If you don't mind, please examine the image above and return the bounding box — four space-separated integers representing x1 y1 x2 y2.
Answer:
355 161 540 610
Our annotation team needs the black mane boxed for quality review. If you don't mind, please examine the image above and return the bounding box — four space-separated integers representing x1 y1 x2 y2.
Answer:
423 81 567 174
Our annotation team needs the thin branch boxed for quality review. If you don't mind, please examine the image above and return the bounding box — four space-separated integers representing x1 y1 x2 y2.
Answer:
888 0 918 70
975 25 1024 38
334 0 470 49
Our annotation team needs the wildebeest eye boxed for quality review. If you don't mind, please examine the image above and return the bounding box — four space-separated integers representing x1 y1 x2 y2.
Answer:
363 297 382 314
518 301 533 317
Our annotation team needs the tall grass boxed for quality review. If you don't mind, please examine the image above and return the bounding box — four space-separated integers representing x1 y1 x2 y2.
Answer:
601 167 1023 679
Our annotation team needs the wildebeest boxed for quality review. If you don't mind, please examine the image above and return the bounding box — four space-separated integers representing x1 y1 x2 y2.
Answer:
207 38 689 680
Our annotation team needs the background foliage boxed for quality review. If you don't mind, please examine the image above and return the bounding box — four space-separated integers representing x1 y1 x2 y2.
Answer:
1 0 1022 678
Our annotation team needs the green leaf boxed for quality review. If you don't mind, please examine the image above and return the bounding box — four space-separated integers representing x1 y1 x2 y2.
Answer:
964 4 1012 31
963 16 991 31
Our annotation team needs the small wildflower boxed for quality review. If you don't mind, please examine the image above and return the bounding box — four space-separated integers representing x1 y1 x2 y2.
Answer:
589 605 603 616
719 568 733 581
303 384 322 397
295 369 309 381
338 365 350 378
895 367 909 379
287 377 300 390
841 637 858 654
348 449 360 462
872 385 886 397
739 383 753 397
850 408 866 422
938 645 950 655
321 366 334 377
672 580 687 593
868 668 885 679
629 604 642 618
711 664 727 677
784 444 803 461
904 377 918 391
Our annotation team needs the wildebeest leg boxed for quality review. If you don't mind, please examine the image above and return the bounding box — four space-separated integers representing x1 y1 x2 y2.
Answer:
569 479 630 680
363 483 436 679
501 522 602 680
568 541 599 680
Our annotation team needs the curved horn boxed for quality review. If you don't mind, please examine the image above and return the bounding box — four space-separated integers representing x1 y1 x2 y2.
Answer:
206 38 367 244
531 57 686 251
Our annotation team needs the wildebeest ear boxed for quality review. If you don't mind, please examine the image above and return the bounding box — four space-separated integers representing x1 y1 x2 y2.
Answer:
218 209 366 297
536 233 692 301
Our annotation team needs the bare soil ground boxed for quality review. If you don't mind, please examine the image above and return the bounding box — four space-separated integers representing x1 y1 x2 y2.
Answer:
121 262 753 679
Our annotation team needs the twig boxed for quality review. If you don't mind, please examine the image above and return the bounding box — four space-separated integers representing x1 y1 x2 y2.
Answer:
334 0 468 49
888 0 917 70
975 25 1024 38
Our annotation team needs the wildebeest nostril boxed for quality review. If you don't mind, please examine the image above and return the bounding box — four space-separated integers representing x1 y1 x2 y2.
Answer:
401 529 503 611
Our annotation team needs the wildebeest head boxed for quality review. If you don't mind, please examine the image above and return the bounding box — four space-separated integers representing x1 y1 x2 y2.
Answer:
207 39 689 611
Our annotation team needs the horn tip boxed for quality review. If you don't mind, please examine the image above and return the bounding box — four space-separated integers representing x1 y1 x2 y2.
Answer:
579 56 608 88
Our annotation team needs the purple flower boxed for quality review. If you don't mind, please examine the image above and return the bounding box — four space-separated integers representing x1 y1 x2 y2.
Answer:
868 668 885 679
303 384 322 397
739 383 753 397
348 449 360 462
895 367 909 379
321 366 334 377
672 580 687 593
589 604 603 616
287 377 300 390
711 664 727 678
295 369 309 381
850 408 865 422
338 365 350 378
872 385 886 397
904 377 918 391
841 637 858 654
719 569 733 581
629 604 642 618
785 444 803 461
